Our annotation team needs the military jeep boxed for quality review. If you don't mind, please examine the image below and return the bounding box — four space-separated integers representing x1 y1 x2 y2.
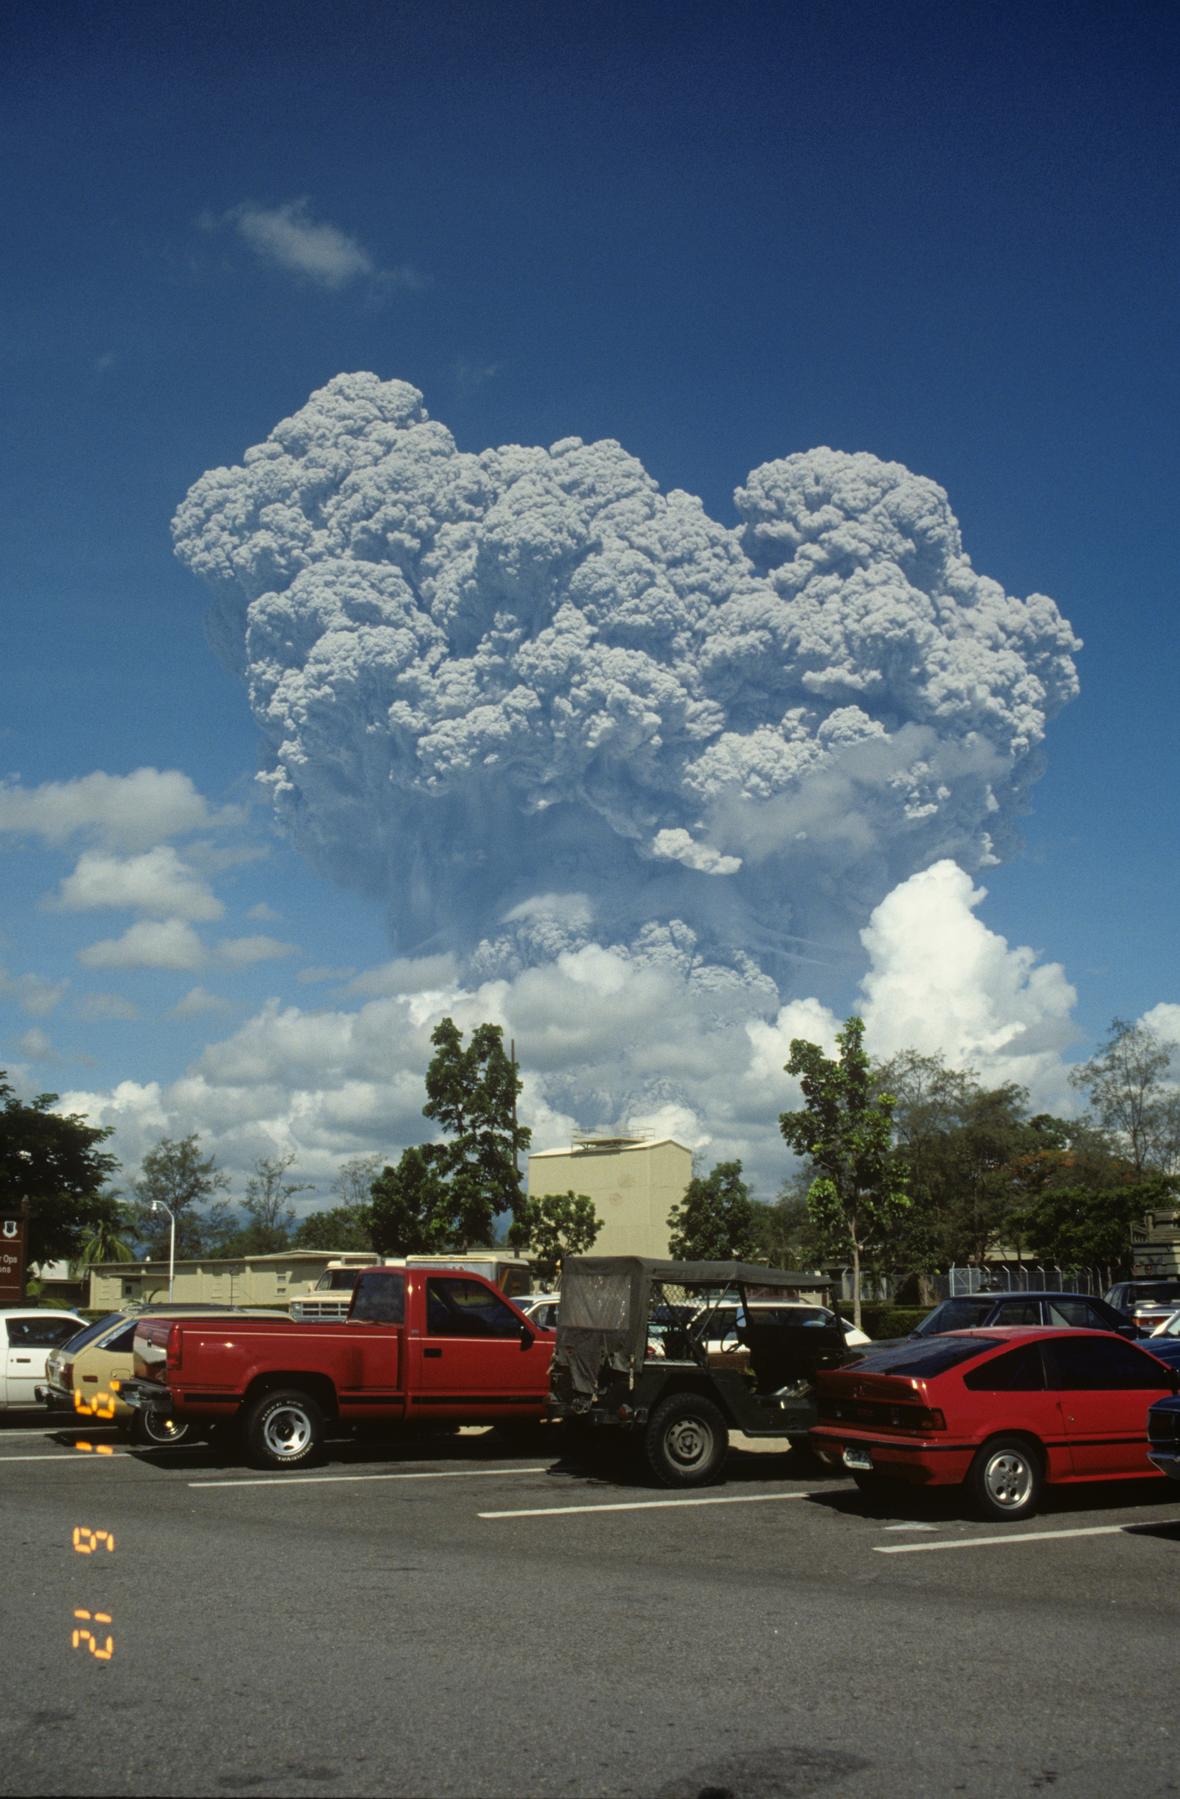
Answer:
548 1256 858 1486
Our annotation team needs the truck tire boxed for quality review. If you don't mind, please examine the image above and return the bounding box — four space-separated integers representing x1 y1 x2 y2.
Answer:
244 1388 325 1471
641 1392 728 1487
130 1408 194 1447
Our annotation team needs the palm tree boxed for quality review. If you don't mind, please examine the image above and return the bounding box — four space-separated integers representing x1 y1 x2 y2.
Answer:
70 1195 137 1274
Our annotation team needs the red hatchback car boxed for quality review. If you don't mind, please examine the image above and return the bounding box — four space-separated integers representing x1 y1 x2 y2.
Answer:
810 1328 1179 1521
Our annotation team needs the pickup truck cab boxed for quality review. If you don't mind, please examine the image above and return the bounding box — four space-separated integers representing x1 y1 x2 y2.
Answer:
122 1266 554 1469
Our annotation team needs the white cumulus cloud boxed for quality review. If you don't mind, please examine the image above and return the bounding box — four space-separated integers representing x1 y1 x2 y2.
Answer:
56 861 1088 1199
214 934 297 967
0 965 68 1017
169 986 232 1018
0 769 238 851
48 846 224 921
78 918 207 971
211 199 425 294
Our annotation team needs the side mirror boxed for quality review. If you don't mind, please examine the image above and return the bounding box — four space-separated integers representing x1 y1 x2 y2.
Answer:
519 1322 534 1351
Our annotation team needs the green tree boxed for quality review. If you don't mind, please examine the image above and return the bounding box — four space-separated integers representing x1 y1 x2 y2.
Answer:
749 1180 823 1270
666 1160 759 1261
292 1154 381 1250
292 1204 373 1252
780 1017 908 1326
130 1134 230 1259
1070 1017 1180 1175
216 1152 310 1256
422 1018 530 1246
1020 1175 1175 1272
0 1074 120 1269
70 1195 137 1273
510 1191 602 1285
369 1145 452 1256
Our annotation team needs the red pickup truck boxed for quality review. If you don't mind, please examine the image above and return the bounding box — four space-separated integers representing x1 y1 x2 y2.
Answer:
121 1265 554 1470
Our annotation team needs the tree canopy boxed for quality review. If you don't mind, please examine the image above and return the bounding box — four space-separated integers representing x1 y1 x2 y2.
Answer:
130 1134 230 1259
780 1017 908 1324
510 1190 602 1285
1070 1017 1180 1176
0 1074 121 1269
667 1160 758 1261
423 1018 530 1246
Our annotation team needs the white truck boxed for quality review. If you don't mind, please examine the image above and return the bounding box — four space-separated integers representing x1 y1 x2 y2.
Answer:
289 1252 533 1321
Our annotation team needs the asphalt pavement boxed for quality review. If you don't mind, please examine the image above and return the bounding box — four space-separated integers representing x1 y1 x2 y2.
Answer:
1 1416 1177 1799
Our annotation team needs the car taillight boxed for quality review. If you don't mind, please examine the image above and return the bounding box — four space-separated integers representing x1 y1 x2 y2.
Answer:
913 1407 946 1432
60 1361 73 1389
165 1324 181 1373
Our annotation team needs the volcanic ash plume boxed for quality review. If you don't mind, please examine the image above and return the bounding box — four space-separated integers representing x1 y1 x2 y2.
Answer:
173 374 1079 982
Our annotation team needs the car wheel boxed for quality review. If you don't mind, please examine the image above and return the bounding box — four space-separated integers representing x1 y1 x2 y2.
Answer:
129 1408 194 1447
641 1392 728 1487
968 1436 1043 1522
244 1389 325 1471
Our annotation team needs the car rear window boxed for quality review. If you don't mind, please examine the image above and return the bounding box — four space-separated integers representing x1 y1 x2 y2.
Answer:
60 1313 125 1354
350 1271 405 1323
913 1299 992 1335
845 1336 997 1376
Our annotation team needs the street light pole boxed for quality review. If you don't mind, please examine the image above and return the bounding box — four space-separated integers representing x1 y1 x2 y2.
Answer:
150 1199 176 1301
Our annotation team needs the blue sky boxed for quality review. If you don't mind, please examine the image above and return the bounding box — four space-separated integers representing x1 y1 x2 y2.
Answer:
1 0 1176 1204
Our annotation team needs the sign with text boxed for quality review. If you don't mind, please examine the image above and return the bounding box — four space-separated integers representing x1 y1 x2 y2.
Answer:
0 1209 28 1303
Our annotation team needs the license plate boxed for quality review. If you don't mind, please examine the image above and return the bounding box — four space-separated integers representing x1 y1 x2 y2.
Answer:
842 1446 873 1471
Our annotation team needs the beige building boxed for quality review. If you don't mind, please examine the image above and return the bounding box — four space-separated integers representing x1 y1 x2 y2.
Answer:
85 1249 375 1313
1130 1205 1180 1277
527 1136 692 1260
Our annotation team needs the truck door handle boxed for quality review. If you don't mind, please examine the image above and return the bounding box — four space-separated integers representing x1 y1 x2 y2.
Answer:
423 1348 443 1359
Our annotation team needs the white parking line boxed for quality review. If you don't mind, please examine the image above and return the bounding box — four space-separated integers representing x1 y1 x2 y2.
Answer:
190 1465 550 1489
874 1519 1180 1554
480 1491 813 1519
0 1451 129 1464
0 1428 117 1440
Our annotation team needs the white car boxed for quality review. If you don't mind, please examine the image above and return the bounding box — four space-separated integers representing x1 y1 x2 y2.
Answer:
693 1300 870 1366
1 1308 87 1410
515 1292 561 1331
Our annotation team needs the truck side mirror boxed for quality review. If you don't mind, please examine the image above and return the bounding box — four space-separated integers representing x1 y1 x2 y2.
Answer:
519 1322 534 1351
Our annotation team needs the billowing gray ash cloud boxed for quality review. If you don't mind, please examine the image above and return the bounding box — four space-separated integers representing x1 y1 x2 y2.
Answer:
173 373 1079 986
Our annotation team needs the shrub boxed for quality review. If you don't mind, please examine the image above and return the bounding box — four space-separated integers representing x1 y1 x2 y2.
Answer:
855 1304 930 1341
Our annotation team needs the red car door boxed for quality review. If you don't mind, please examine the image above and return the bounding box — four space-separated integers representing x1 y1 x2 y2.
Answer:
408 1275 550 1414
959 1339 1071 1476
1044 1334 1173 1478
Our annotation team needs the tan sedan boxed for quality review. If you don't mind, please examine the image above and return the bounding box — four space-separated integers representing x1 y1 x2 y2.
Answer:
41 1306 284 1443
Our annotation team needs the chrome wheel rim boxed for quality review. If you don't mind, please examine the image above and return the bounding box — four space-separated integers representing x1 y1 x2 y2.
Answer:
263 1405 312 1459
982 1448 1033 1511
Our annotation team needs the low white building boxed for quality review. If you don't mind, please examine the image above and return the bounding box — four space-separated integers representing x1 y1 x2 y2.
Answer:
527 1136 692 1259
84 1249 373 1312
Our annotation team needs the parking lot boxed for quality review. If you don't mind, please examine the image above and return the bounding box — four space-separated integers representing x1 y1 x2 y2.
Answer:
2 1416 1177 1799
